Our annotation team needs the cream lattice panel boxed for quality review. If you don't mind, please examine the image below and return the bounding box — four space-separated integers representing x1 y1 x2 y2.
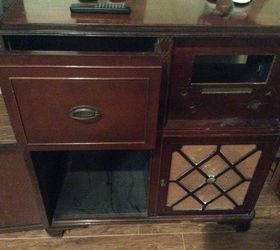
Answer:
166 145 261 211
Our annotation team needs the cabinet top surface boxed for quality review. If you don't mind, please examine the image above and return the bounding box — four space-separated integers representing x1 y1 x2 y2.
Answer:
1 0 280 35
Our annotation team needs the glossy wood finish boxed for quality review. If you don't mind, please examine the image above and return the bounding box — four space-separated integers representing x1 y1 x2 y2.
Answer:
0 53 162 150
2 0 280 36
0 149 42 229
0 0 280 236
164 118 280 136
0 183 279 249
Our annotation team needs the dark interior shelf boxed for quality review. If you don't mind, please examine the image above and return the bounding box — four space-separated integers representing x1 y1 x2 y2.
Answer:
5 35 156 52
191 55 274 84
32 150 149 222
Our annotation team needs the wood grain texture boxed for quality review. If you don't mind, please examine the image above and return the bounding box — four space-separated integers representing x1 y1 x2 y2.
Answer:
182 230 280 250
64 224 139 237
0 234 184 250
139 222 235 234
256 182 280 206
0 95 16 144
0 183 279 250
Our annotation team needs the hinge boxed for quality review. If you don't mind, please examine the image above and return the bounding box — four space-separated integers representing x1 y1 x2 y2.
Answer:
160 179 167 187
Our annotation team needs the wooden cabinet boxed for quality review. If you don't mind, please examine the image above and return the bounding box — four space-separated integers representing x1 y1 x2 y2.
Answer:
0 149 42 230
152 38 280 231
0 0 280 236
156 136 278 216
0 37 279 235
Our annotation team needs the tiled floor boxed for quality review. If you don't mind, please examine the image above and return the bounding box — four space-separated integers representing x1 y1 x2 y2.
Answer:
0 183 279 250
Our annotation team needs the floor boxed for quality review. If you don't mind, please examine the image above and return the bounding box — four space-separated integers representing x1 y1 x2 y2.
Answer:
0 182 279 250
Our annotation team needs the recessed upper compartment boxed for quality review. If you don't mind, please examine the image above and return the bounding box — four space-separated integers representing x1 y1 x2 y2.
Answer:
191 55 275 85
5 35 156 52
168 38 280 122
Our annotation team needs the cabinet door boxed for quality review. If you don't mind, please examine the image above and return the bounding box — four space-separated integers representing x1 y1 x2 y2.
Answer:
157 136 278 215
0 149 42 229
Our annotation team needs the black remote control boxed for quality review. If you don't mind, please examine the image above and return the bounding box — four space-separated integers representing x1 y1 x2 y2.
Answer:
70 2 131 14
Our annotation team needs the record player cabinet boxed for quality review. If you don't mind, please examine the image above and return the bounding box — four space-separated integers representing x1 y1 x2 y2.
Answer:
0 0 280 236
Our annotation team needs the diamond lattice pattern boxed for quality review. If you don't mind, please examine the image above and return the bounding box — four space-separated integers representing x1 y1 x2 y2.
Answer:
166 144 261 211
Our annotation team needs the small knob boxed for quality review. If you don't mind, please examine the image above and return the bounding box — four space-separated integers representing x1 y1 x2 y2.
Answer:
180 89 189 97
207 176 216 184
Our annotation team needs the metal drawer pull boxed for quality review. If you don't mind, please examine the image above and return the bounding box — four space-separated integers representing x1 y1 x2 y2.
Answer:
69 105 101 121
201 87 253 95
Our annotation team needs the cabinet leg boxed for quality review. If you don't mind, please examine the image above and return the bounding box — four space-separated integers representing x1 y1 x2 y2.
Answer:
46 228 65 237
234 221 251 232
218 210 255 232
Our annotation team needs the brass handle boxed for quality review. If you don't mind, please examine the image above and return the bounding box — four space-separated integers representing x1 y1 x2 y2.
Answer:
69 105 101 121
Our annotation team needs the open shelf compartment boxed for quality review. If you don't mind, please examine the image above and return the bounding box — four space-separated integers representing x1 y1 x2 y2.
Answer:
32 150 149 223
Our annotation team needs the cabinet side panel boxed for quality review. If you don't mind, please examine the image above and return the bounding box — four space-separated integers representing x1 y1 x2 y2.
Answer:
0 150 42 228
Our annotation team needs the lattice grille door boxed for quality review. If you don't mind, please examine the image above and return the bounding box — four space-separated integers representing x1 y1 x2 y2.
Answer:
165 145 261 211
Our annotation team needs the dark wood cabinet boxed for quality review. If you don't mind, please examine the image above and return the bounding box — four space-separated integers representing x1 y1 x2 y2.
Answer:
0 148 43 230
0 0 280 237
158 37 280 228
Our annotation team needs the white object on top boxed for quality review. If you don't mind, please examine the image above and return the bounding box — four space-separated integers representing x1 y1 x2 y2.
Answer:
232 0 251 4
